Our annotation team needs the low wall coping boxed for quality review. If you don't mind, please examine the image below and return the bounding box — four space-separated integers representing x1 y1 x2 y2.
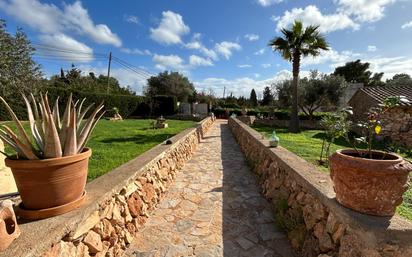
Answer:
230 117 412 246
1 117 212 257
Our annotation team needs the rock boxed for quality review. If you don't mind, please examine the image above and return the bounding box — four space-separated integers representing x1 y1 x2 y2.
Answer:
318 232 334 253
127 193 144 218
44 241 90 257
142 183 156 205
339 234 362 257
125 230 134 244
93 219 114 240
111 204 124 225
100 201 114 220
313 222 324 239
326 213 338 234
83 231 103 254
332 224 346 244
361 249 382 257
236 236 255 250
70 211 100 240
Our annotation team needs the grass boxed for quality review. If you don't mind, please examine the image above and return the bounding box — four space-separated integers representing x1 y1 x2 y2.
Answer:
2 119 196 180
252 123 412 221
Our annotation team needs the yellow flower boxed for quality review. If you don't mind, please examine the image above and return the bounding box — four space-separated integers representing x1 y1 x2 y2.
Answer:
375 125 382 135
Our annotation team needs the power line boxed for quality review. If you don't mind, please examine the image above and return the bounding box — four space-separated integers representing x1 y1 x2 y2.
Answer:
111 56 155 77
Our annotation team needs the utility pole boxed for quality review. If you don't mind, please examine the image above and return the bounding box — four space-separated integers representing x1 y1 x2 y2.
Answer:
223 86 226 99
106 51 112 94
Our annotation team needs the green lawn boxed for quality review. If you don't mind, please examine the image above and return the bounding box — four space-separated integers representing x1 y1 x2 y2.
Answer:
1 119 196 180
252 123 412 221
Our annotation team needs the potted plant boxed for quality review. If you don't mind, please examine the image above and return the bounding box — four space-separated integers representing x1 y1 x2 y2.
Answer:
0 93 104 219
329 96 412 216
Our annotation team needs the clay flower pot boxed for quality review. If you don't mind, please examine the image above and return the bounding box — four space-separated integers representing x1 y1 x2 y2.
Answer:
5 148 91 211
329 149 412 216
0 200 20 251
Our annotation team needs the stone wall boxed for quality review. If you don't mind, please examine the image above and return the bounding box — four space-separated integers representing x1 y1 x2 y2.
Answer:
381 106 412 147
1 117 214 257
228 117 412 257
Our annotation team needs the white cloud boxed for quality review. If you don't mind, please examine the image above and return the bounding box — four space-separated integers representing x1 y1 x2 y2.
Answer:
152 54 185 70
195 69 296 98
367 45 378 52
238 64 252 68
63 1 122 47
189 55 214 67
367 56 412 79
38 33 94 62
336 0 395 23
256 0 284 7
121 48 152 56
301 48 361 67
254 48 266 55
262 63 272 68
215 41 242 59
150 11 190 45
401 21 412 29
124 14 139 24
185 41 218 60
275 5 359 33
0 0 121 47
244 34 259 41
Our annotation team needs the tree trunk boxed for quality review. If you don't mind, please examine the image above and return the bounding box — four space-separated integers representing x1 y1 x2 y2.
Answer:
289 52 301 133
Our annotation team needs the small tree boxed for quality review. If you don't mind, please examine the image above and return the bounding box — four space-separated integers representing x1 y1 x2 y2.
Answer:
146 71 195 102
333 59 385 87
261 86 274 106
249 89 258 107
386 73 412 87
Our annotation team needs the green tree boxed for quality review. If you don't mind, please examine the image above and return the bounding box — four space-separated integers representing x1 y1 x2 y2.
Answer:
269 20 329 132
333 59 385 87
386 73 412 87
249 89 258 107
0 20 42 97
146 71 195 102
261 86 274 106
299 71 347 118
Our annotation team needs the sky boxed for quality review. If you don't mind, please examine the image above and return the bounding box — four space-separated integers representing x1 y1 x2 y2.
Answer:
1 0 412 98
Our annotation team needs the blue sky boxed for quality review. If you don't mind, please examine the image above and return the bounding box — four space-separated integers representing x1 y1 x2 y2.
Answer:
1 0 412 97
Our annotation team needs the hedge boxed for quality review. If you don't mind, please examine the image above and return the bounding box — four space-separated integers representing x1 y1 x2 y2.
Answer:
0 87 147 121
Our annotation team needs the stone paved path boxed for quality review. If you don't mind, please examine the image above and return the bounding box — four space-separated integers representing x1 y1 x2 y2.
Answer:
125 120 294 257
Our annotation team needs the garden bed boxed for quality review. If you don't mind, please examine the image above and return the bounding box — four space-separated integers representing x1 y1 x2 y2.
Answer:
251 123 412 221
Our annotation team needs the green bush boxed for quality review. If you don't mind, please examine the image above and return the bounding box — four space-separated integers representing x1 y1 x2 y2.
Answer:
0 87 147 120
151 95 177 116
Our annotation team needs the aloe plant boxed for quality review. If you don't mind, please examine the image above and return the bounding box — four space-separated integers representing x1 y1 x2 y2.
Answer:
0 93 105 160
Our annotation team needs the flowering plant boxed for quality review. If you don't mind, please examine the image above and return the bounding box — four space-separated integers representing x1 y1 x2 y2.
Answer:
354 96 409 158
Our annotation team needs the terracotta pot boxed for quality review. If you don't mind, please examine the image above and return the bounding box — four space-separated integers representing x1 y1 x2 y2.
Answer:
329 149 412 216
0 200 20 251
5 148 91 210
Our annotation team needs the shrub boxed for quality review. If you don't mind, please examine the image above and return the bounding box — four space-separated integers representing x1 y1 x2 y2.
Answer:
151 95 177 116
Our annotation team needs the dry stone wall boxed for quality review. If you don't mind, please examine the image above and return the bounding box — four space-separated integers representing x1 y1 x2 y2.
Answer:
45 117 214 257
229 117 412 257
381 106 412 147
1 117 214 257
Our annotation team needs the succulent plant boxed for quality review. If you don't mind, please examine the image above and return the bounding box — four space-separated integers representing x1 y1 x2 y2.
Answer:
0 93 105 160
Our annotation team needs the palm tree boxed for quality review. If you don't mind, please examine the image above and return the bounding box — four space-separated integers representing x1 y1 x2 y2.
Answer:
269 20 329 132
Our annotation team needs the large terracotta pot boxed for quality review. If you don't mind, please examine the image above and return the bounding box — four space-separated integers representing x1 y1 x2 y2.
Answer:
329 149 411 216
5 148 91 210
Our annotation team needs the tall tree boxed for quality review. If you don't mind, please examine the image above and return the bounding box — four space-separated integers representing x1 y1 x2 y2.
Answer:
386 73 412 87
269 20 329 132
146 71 195 102
249 89 258 107
261 86 274 106
333 59 385 87
0 20 42 97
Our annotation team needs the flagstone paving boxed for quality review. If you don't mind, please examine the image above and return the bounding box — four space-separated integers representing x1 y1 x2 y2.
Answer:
124 120 294 257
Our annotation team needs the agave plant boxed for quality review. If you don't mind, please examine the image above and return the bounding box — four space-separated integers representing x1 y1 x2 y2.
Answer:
0 93 105 160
